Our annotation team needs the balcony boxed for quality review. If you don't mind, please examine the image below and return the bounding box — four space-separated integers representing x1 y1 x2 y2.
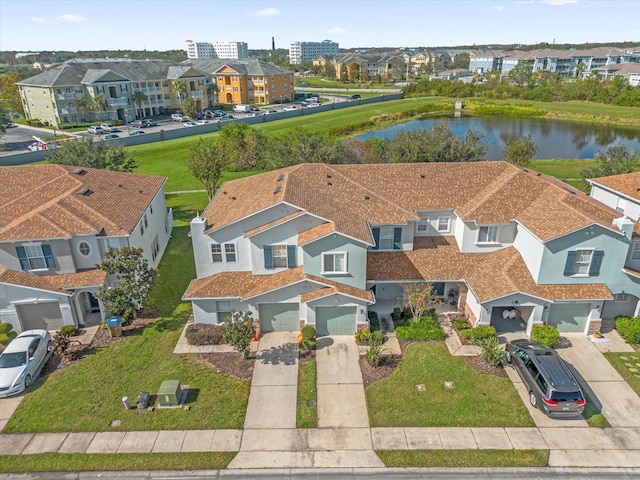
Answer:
191 90 204 99
55 93 77 100
107 97 130 107
59 107 78 114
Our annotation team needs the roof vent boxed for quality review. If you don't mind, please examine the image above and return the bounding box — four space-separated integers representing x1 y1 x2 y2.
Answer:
73 168 86 175
327 181 333 186
364 195 370 200
420 173 425 179
76 187 92 196
230 196 236 200
274 186 281 194
223 190 227 195
277 174 285 181
326 174 332 179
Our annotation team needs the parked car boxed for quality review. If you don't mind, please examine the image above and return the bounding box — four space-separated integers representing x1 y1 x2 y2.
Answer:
219 114 234 121
171 114 187 122
131 119 157 128
283 106 298 112
130 120 144 128
506 339 586 417
306 102 321 108
350 94 362 100
100 123 117 133
129 130 145 136
264 110 277 115
0 329 52 398
195 119 209 125
87 125 104 135
183 122 198 127
103 134 119 140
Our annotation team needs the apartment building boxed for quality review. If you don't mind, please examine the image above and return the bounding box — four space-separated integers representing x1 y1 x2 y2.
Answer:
289 40 339 65
186 41 249 59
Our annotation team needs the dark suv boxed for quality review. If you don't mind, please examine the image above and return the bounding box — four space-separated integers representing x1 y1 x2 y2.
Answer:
506 340 585 417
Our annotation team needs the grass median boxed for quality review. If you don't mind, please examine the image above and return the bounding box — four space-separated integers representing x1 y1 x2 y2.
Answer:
377 449 549 467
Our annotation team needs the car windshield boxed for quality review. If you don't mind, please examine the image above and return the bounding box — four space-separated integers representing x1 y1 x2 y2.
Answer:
550 390 583 402
0 352 27 368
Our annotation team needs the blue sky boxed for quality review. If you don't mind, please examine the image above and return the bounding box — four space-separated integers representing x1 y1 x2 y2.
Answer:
1 0 638 52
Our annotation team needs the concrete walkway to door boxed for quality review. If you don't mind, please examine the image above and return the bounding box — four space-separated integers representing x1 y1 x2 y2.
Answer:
316 335 370 428
242 332 299 430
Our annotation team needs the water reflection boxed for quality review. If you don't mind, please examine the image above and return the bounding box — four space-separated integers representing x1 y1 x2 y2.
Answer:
359 117 640 160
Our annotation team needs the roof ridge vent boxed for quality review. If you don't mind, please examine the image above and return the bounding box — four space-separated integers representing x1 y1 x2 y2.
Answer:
277 174 285 181
274 185 282 194
73 168 86 175
76 187 91 196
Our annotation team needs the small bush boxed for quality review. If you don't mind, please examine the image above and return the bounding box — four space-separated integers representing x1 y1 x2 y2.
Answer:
300 326 317 351
59 325 77 336
185 324 224 346
460 329 472 340
479 336 506 367
452 318 469 331
392 307 411 328
0 323 14 335
0 331 17 346
354 329 372 345
470 326 496 345
367 310 380 331
365 331 385 367
396 316 445 341
615 316 640 345
532 324 560 348
370 330 384 347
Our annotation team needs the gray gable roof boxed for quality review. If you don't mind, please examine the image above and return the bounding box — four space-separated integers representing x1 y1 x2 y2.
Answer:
184 58 292 76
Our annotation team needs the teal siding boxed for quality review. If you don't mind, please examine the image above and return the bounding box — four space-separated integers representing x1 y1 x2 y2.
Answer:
302 234 367 289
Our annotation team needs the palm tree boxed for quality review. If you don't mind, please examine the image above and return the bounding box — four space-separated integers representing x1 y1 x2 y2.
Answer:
78 94 105 122
131 90 148 120
171 80 187 110
206 81 218 108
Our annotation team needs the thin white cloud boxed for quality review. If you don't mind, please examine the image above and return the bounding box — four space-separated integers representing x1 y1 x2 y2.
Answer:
254 8 279 17
326 27 346 35
31 17 46 23
490 5 504 11
541 0 579 5
55 14 86 22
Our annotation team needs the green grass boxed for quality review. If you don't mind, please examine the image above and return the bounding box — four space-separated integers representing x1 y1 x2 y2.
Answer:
529 159 598 180
0 452 236 473
377 449 549 468
297 359 317 428
604 352 640 397
366 342 534 427
583 402 610 428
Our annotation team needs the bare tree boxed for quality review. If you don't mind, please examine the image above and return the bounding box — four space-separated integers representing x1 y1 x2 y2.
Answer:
403 282 440 322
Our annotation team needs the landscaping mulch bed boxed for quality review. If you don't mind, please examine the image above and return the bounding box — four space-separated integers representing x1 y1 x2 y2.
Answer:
466 355 507 377
359 354 402 388
195 352 254 380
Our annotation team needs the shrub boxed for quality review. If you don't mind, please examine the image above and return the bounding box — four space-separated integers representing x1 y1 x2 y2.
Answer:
59 325 77 336
370 330 384 347
479 336 506 367
0 323 14 335
615 316 640 345
222 311 256 359
470 326 496 345
367 310 380 331
452 318 469 331
354 329 372 345
365 331 385 367
460 329 472 340
391 307 411 328
532 324 561 348
185 324 224 346
300 326 317 351
396 316 445 341
0 331 17 346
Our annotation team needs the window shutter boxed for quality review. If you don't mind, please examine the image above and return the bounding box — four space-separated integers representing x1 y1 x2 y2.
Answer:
393 227 402 250
589 250 604 276
563 251 577 276
287 245 297 268
263 246 273 269
372 227 380 250
16 246 29 271
42 244 56 269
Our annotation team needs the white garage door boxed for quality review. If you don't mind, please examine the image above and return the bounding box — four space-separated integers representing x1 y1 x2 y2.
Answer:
547 303 590 333
16 302 64 331
259 304 300 333
316 306 357 336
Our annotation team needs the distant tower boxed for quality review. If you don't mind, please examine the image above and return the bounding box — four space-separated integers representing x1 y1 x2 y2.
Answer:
272 37 275 51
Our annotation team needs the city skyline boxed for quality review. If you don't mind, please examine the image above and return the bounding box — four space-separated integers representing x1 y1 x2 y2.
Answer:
0 0 639 53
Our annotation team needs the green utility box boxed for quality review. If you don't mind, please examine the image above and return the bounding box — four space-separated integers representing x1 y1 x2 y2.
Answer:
157 380 181 406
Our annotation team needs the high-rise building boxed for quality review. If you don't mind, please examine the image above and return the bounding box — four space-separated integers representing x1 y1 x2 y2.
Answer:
289 40 339 64
186 41 249 59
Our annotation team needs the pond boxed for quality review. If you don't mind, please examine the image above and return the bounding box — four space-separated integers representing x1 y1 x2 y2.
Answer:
359 116 640 160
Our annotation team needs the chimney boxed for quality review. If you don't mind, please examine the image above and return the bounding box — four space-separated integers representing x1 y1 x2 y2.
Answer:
190 212 208 237
613 216 633 239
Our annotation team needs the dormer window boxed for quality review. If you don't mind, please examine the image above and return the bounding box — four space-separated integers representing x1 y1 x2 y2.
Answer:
437 217 451 232
372 227 402 251
477 226 498 244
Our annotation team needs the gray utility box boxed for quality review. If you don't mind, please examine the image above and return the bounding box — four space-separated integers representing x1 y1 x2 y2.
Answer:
157 380 180 406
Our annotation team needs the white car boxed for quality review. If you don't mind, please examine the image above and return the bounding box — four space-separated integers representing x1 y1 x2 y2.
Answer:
0 329 52 398
195 119 209 125
283 106 298 112
100 123 117 133
87 126 103 135
183 122 198 127
129 130 145 136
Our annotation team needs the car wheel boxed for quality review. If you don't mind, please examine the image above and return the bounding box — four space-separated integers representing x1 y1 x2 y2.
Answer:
24 374 32 389
529 391 537 408
505 351 512 364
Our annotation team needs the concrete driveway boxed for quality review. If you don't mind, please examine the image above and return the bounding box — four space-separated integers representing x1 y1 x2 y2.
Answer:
557 333 640 428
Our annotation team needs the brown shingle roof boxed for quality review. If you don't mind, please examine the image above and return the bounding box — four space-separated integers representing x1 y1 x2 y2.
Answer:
202 162 621 245
590 172 640 202
0 267 106 294
367 237 612 303
0 165 166 241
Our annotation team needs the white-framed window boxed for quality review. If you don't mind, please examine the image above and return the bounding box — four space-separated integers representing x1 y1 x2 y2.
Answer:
631 241 640 260
96 86 104 94
615 292 630 302
106 237 122 250
78 242 91 256
417 219 428 232
379 227 395 250
322 252 347 274
216 300 232 323
16 244 55 271
477 226 498 243
573 249 593 276
151 236 159 261
437 217 451 232
143 213 148 229
211 243 237 263
271 245 288 268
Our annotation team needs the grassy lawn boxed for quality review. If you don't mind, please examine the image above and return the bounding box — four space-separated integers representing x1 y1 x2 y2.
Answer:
297 359 317 428
377 449 549 468
604 351 640 397
4 192 252 433
0 452 235 473
583 401 611 428
366 342 534 427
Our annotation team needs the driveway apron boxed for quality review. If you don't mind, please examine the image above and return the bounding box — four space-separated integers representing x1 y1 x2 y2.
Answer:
243 332 299 431
557 333 640 428
316 336 370 428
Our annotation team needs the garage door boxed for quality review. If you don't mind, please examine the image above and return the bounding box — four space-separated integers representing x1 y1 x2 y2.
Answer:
16 302 64 331
259 304 300 333
547 303 590 333
316 306 356 336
